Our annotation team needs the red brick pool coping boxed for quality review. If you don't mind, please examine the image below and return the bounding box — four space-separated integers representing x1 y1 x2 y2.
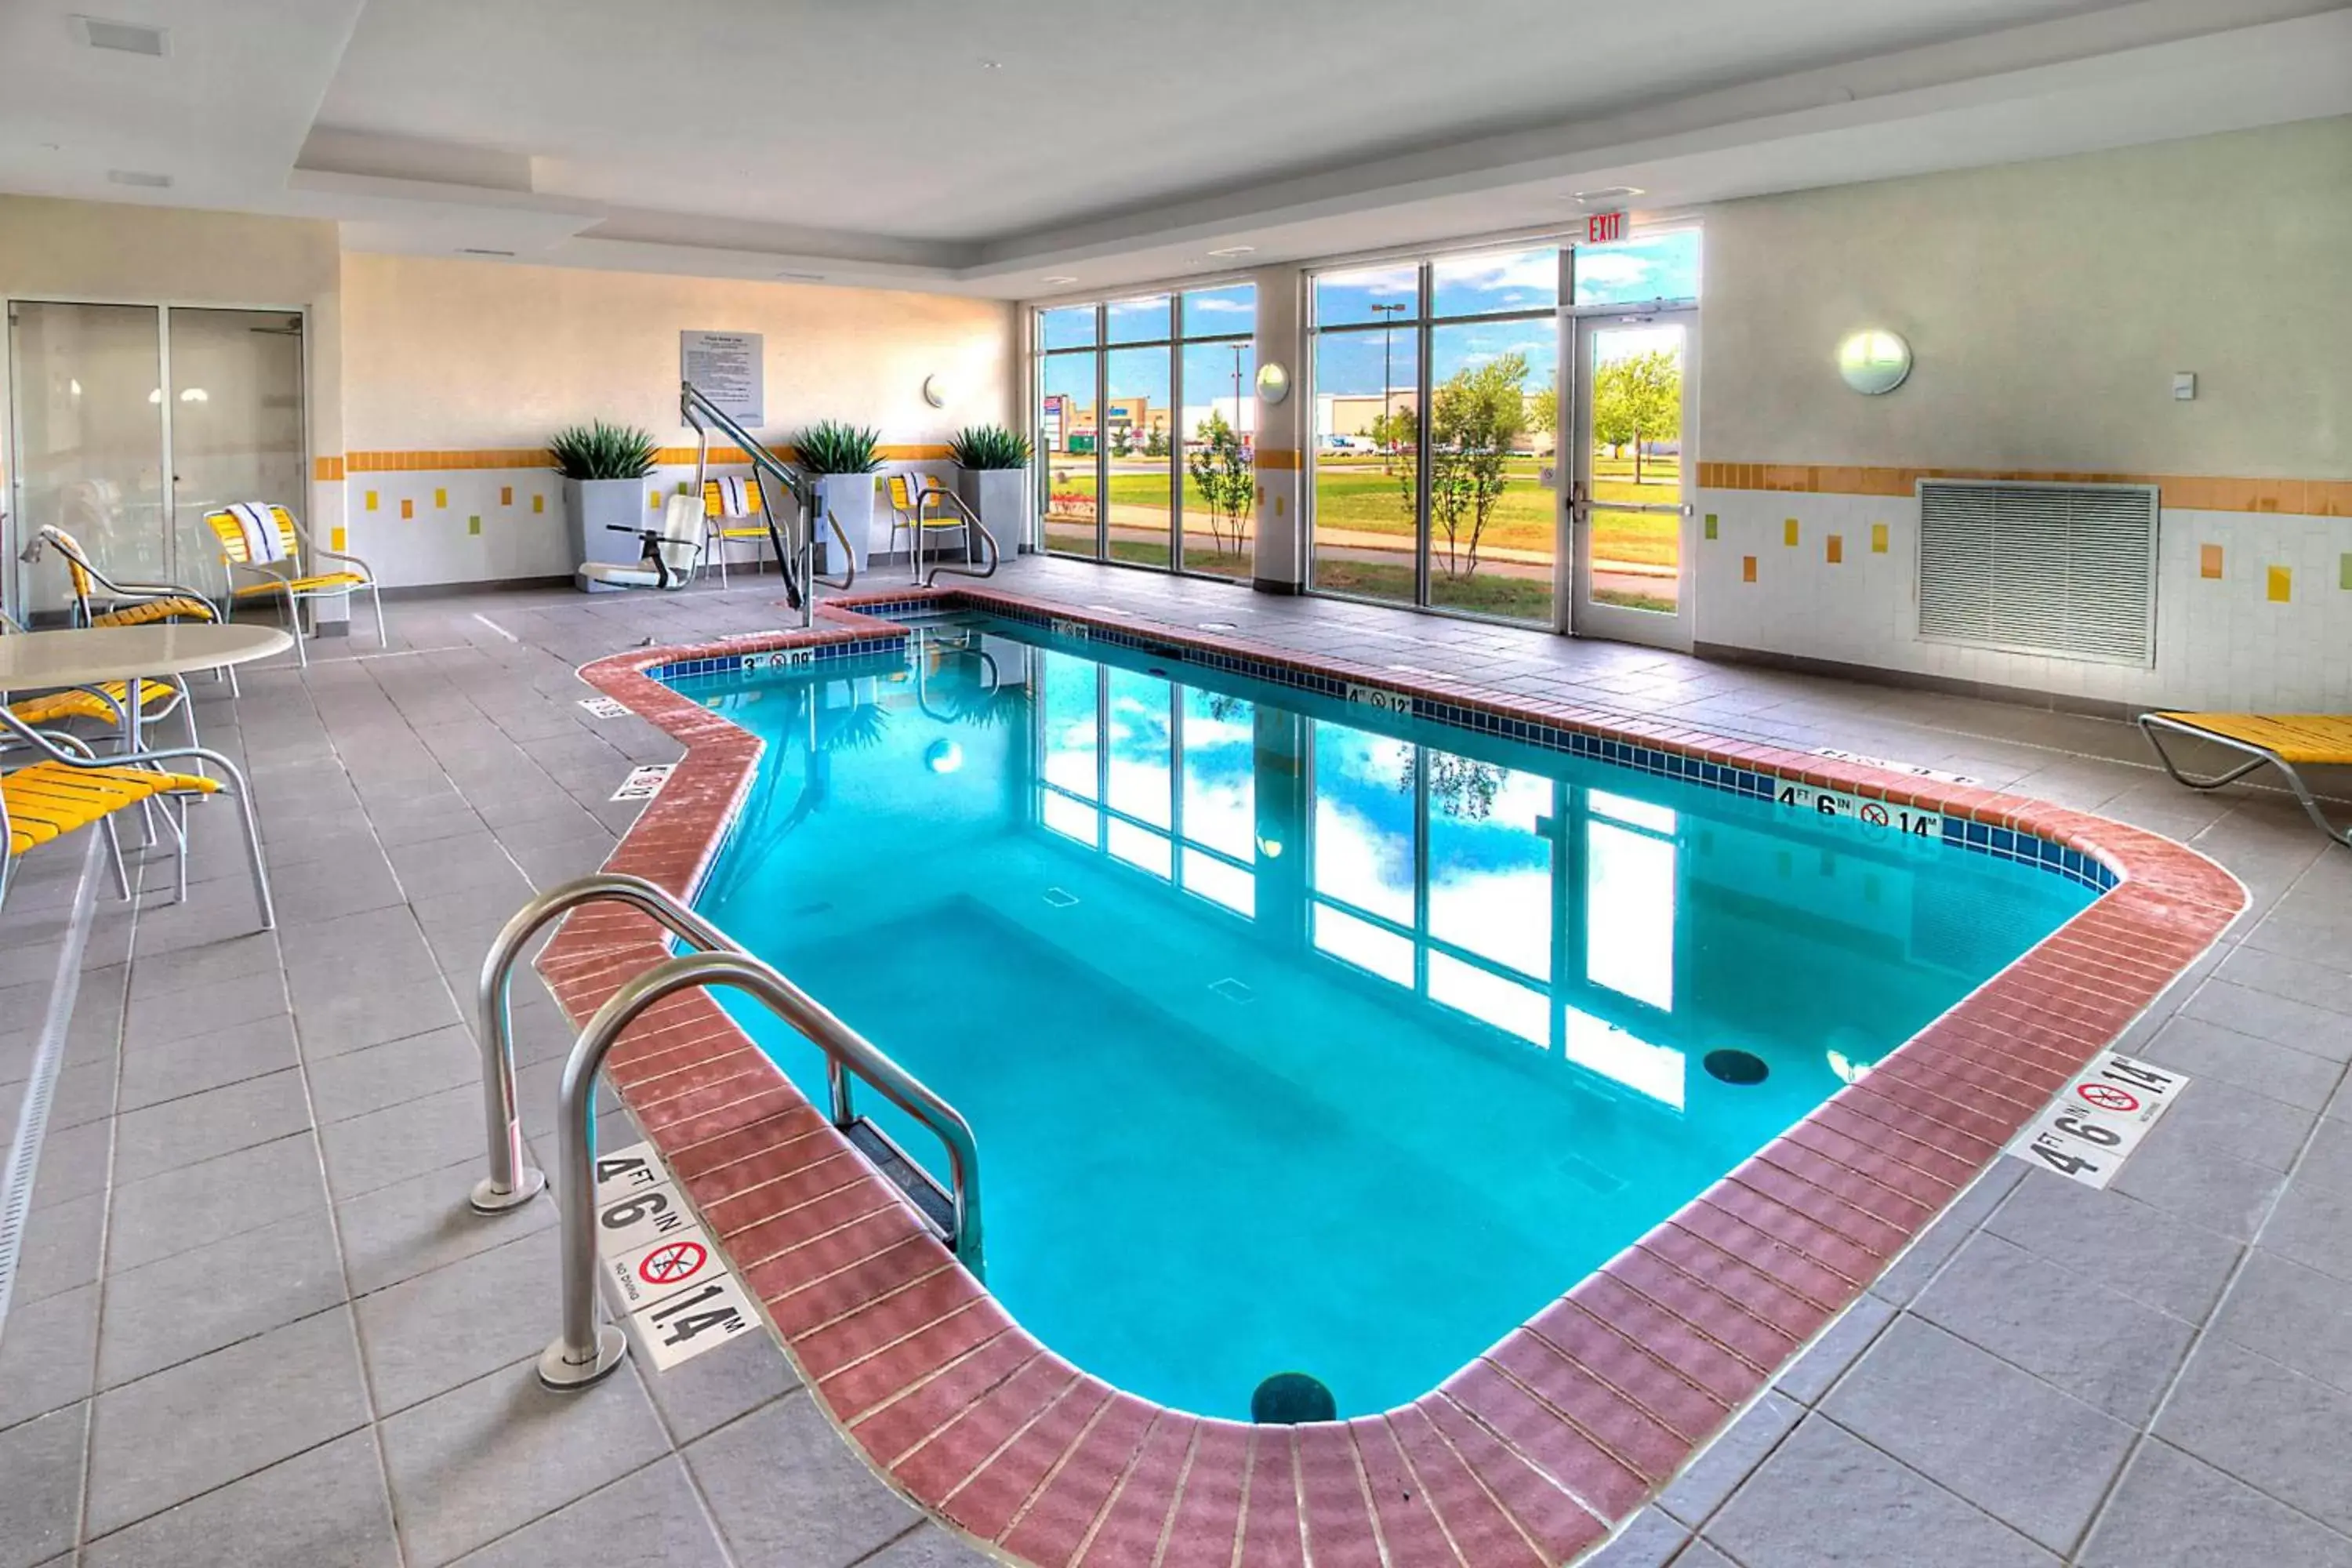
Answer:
552 584 2245 1568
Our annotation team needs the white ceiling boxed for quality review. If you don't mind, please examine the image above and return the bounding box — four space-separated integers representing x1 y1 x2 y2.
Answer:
2 0 2347 297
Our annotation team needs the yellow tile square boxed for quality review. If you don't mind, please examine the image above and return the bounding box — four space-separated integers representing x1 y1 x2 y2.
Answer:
2267 564 2292 603
434 488 448 509
1871 522 1888 554
532 494 545 514
330 526 347 551
365 490 378 513
1783 517 1799 547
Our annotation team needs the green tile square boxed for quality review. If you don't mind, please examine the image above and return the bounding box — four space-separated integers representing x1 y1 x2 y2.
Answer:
467 515 482 535
2341 553 2352 591
1704 513 1719 539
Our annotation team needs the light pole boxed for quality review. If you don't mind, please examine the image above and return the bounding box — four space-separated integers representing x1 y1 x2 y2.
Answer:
1372 302 1406 474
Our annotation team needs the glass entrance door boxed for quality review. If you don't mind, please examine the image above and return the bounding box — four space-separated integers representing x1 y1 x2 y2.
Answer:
6 301 306 619
1572 310 1695 648
165 308 307 591
7 301 167 615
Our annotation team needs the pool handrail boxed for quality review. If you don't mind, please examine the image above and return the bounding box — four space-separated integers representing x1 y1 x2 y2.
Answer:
906 480 1000 587
539 949 984 1389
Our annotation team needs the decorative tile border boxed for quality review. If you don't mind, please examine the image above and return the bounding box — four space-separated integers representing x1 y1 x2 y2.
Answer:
548 585 2244 1568
1697 459 2352 517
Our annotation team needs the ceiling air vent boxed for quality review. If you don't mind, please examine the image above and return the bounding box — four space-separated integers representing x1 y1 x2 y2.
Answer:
75 16 169 56
105 169 172 189
1915 479 2158 666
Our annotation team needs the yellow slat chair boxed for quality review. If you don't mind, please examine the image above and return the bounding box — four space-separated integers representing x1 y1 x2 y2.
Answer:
702 477 776 588
2140 711 2352 847
203 503 387 668
32 524 219 631
0 608 197 753
884 473 972 579
0 703 274 923
23 524 237 700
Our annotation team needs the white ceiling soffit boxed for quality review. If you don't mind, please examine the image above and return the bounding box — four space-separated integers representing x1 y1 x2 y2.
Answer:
0 0 2345 296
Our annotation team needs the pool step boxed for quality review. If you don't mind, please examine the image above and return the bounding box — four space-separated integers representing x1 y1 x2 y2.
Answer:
843 1118 958 1240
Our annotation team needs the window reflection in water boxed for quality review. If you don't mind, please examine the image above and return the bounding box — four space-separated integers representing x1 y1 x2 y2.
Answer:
1032 663 1689 1109
1036 651 1258 916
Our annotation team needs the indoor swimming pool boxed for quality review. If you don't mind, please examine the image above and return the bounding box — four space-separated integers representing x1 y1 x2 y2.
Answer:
671 613 2099 1420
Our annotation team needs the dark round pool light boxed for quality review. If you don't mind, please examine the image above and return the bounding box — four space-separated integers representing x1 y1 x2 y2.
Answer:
1250 1372 1336 1425
1704 1048 1769 1086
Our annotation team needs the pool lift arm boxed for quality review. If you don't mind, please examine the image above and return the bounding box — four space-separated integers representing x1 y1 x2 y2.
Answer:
681 378 855 622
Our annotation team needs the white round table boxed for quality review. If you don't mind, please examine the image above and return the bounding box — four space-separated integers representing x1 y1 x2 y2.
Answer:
0 624 293 749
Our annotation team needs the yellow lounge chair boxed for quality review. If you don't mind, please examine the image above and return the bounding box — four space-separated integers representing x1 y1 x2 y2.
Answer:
2140 712 2352 846
203 503 386 667
702 477 777 586
25 524 219 631
0 706 274 924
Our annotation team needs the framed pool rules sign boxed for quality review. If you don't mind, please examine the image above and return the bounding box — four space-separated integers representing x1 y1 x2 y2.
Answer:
681 330 764 423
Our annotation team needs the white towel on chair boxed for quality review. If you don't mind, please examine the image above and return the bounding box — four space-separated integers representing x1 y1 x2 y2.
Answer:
227 503 289 562
717 475 751 517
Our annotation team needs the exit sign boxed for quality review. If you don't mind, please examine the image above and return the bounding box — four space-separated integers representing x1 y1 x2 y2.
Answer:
1581 210 1628 246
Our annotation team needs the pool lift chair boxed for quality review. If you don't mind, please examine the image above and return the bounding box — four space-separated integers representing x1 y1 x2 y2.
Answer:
679 378 857 621
575 493 708 592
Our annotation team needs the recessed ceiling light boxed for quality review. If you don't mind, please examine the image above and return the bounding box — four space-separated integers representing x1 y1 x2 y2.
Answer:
74 16 168 56
1205 245 1256 258
105 169 171 188
979 58 1003 70
775 270 825 281
1567 185 1644 203
459 247 517 257
1040 274 1078 286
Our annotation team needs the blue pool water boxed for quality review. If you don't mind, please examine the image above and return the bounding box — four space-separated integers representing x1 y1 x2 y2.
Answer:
677 614 2093 1419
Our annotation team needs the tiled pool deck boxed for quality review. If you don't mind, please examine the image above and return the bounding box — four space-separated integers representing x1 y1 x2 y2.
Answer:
6 557 2352 1567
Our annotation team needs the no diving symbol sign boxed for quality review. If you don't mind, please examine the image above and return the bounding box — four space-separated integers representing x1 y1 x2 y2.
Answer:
640 1240 706 1286
605 1223 722 1312
1859 802 1891 827
2076 1082 2140 1113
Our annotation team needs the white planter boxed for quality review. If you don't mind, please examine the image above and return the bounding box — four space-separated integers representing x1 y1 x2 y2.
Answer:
814 474 880 574
565 476 654 592
957 466 1031 557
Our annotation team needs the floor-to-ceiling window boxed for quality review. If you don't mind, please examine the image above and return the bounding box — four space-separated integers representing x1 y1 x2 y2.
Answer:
1033 284 1257 578
1308 248 1559 623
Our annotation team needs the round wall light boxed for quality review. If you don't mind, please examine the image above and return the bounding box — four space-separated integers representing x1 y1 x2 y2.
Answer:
921 374 948 408
1255 361 1290 405
1837 328 1912 395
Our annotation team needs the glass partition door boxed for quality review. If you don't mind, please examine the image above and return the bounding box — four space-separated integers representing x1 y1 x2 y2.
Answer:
6 300 304 618
1571 309 1696 648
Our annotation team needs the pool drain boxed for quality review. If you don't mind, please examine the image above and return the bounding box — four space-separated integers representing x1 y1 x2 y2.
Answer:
1704 1049 1769 1086
1251 1372 1336 1425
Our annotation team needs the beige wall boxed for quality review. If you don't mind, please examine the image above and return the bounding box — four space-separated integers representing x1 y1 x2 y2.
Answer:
339 252 1015 452
1700 115 2352 477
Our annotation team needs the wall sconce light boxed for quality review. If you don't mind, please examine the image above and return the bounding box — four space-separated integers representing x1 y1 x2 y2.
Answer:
1837 329 1911 395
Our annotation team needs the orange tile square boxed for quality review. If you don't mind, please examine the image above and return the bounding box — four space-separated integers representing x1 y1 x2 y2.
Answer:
1742 555 1758 583
400 497 414 520
1825 534 1843 564
2198 543 2223 580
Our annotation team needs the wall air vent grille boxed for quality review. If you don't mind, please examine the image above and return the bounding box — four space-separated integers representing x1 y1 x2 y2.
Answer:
1915 480 2158 666
75 16 168 55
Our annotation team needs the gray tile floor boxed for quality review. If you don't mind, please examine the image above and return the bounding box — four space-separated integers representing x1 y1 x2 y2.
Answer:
4 557 2350 1566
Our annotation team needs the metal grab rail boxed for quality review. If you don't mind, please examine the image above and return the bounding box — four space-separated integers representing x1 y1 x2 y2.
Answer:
907 481 1000 587
680 379 856 621
470 873 742 1213
541 950 984 1389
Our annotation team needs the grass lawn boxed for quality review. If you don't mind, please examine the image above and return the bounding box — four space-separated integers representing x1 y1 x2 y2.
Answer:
1310 559 1554 621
